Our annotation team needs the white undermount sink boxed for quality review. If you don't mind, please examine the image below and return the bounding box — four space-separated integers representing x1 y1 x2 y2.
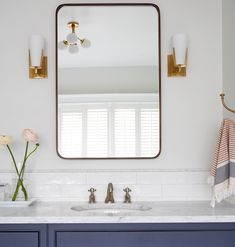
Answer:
71 203 152 214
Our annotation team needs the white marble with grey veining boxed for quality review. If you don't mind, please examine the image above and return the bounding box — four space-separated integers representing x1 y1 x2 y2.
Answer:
0 201 235 224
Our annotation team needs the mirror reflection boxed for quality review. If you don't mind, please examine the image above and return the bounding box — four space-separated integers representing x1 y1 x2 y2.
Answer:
56 4 161 159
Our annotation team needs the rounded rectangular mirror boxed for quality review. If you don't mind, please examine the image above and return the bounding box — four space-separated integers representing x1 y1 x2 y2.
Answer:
56 3 161 159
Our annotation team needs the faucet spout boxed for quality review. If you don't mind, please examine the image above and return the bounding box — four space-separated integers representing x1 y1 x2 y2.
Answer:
105 183 115 203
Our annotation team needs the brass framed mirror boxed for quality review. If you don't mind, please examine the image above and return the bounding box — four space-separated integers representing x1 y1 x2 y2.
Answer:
56 3 161 159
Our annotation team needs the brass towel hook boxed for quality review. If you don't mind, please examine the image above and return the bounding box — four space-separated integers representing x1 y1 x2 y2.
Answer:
220 93 235 114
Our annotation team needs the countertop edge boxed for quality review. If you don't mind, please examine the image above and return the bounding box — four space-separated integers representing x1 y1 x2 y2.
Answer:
1 216 235 224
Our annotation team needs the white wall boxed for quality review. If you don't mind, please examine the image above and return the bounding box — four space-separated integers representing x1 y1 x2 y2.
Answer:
59 66 158 94
222 0 235 119
0 0 222 201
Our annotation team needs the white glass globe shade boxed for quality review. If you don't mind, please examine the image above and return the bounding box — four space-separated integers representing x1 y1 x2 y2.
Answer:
67 33 77 43
58 41 67 50
81 39 91 48
68 44 79 54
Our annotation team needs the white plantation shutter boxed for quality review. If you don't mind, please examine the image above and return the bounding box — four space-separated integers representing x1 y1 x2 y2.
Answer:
87 109 108 157
59 95 159 158
60 112 83 157
140 108 159 157
114 109 136 157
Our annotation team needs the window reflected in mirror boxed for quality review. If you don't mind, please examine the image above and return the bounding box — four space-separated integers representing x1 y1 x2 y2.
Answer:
59 94 159 158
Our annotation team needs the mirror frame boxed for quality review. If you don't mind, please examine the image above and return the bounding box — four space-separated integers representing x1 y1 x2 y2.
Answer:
55 3 161 160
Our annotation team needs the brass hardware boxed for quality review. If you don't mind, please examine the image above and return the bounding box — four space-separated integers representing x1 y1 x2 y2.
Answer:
220 93 235 114
105 183 115 203
168 48 188 77
88 188 96 204
67 21 79 32
123 187 131 203
29 51 48 79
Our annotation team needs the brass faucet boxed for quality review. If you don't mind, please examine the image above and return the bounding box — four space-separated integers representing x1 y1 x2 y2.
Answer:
105 183 115 203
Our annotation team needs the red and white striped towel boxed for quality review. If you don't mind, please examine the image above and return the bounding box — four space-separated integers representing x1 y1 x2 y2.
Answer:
209 119 235 207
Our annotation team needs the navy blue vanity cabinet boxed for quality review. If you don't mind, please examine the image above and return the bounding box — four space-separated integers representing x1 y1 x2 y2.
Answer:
0 224 47 247
48 223 235 247
1 223 235 247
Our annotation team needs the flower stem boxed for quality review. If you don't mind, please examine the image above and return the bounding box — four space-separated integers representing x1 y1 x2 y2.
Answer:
22 143 39 178
26 143 39 160
7 143 29 201
6 145 19 175
19 142 29 179
12 181 20 201
12 179 28 201
21 182 28 200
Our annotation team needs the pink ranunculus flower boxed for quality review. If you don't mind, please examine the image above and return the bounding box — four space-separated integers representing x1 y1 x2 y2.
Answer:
22 129 38 143
0 135 12 146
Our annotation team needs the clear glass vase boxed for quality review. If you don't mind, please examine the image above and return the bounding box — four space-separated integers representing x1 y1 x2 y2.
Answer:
0 183 8 201
11 178 28 201
11 162 29 201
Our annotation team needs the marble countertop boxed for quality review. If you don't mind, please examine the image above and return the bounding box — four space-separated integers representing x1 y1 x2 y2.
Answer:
1 201 235 224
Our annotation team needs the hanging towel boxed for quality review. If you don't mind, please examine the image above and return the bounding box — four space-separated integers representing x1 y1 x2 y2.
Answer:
209 119 235 207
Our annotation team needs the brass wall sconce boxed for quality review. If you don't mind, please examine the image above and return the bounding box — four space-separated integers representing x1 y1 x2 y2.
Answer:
168 33 188 77
29 35 48 79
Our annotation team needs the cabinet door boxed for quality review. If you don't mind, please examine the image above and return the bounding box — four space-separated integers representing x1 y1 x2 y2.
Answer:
56 231 235 247
0 232 38 247
0 224 47 247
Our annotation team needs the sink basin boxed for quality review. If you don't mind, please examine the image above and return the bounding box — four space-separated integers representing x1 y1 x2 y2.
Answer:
71 203 152 214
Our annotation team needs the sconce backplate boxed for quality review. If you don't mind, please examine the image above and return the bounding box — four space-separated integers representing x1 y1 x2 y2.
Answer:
29 56 48 79
168 55 186 77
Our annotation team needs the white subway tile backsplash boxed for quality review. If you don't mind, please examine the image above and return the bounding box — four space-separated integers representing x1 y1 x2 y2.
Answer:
0 173 14 183
86 172 136 185
162 184 211 199
134 196 162 201
29 184 61 198
137 172 187 185
0 170 211 201
130 185 162 202
160 196 188 201
133 185 162 197
60 184 87 199
25 173 86 185
186 172 208 184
